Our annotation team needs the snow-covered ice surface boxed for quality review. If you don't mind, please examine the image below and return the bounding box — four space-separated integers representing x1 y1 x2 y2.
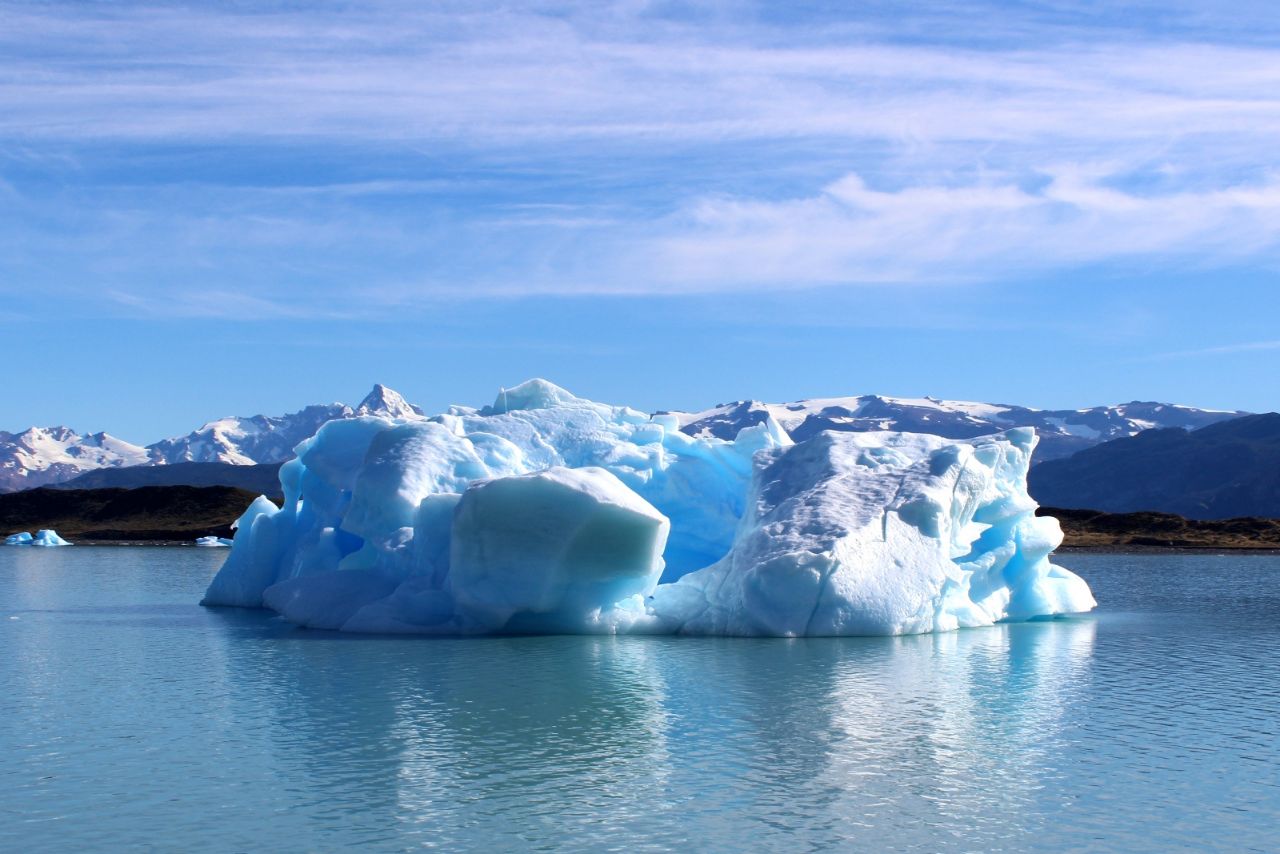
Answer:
650 429 1092 636
201 380 1095 637
6 529 71 546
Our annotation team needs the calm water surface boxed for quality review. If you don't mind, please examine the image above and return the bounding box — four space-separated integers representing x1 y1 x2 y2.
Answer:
1 548 1277 852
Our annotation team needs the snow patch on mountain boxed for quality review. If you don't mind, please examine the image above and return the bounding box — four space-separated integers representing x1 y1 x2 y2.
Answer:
0 427 148 492
148 384 427 466
666 396 1245 462
356 384 425 420
0 385 427 491
146 404 353 466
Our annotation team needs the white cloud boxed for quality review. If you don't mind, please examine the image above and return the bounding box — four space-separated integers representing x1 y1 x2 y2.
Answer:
104 287 367 321
647 168 1280 287
4 3 1280 151
5 1 1280 303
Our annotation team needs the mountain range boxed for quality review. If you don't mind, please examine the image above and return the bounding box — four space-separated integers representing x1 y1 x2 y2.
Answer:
0 426 149 493
0 382 1255 498
667 396 1244 462
0 385 420 492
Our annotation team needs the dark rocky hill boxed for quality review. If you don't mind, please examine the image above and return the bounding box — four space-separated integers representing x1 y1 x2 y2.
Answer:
1029 413 1280 519
52 462 283 497
0 486 263 541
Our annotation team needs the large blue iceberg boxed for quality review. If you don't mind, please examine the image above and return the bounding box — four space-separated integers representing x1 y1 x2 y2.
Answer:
201 380 1095 636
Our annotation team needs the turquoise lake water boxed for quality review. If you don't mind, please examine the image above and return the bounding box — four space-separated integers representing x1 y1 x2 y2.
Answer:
2 547 1277 852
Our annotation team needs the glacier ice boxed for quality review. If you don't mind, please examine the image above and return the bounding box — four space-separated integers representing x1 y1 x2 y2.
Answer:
201 379 1095 636
449 467 669 633
649 429 1093 636
195 536 234 547
6 529 71 546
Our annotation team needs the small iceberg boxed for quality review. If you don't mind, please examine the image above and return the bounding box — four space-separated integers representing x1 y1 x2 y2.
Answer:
6 530 72 546
34 529 71 546
195 536 234 548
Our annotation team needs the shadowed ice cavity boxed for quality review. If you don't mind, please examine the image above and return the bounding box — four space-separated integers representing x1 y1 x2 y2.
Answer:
204 608 1095 850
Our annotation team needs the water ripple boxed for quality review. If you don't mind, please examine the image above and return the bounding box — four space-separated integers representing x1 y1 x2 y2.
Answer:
0 549 1277 851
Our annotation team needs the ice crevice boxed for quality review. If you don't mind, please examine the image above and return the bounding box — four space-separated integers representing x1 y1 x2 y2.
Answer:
200 379 1096 636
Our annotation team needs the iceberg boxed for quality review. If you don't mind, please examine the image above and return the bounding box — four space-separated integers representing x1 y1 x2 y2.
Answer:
33 529 71 547
201 379 1095 636
7 529 72 546
649 430 1093 636
448 467 669 633
195 536 234 547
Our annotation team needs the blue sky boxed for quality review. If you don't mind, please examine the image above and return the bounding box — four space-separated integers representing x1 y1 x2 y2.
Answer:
2 0 1279 442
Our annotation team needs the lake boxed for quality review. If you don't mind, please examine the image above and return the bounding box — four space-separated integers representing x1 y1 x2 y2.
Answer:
2 547 1277 852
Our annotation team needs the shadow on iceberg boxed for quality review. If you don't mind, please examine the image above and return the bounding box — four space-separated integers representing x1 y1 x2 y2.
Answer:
200 379 1096 637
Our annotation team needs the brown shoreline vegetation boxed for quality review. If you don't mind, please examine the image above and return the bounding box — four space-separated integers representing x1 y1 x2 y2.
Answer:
0 486 250 542
1039 506 1280 551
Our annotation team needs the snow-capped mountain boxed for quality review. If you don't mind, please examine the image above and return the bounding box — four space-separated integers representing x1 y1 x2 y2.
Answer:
146 403 353 466
0 384 1252 493
355 384 424 420
665 397 1247 462
0 385 426 492
147 385 425 466
0 426 149 492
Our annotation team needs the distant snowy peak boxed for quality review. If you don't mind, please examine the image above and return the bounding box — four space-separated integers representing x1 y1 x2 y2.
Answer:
0 384 1251 493
356 384 425 419
147 384 423 466
667 396 1247 462
147 404 354 465
3 385 424 491
0 426 148 492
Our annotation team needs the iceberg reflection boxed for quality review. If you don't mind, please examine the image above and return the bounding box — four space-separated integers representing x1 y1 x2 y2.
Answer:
206 614 1096 849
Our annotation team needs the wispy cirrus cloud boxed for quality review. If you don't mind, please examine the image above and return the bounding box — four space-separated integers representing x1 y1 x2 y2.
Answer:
4 0 1280 311
5 4 1280 151
650 167 1280 287
1142 339 1280 360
